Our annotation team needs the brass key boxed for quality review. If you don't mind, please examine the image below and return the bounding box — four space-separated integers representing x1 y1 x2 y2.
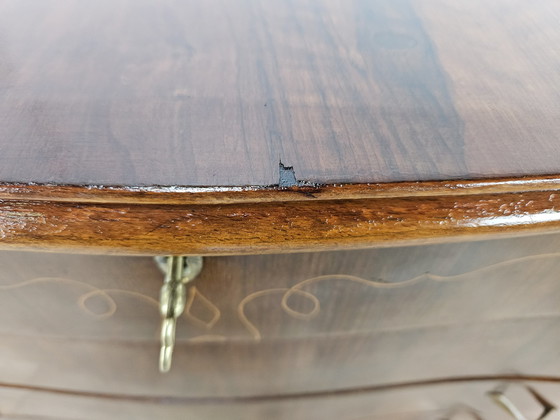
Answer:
156 256 203 373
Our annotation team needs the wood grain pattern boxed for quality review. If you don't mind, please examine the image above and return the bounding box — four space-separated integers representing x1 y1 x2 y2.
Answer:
1 190 560 255
4 234 560 418
0 0 558 187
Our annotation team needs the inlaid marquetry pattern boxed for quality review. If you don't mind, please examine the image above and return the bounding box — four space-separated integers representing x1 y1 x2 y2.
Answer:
1 251 560 342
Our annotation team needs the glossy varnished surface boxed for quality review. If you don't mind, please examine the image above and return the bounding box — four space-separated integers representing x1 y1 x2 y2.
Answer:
4 234 560 417
1 175 560 205
0 0 559 187
3 189 560 255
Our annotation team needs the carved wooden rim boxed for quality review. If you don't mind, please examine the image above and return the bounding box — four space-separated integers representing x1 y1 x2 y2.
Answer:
1 176 560 254
1 174 560 204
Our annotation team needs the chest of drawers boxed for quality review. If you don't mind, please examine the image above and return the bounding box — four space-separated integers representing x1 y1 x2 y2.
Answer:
1 0 560 418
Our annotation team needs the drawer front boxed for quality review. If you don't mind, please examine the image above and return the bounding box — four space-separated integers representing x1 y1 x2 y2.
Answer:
2 233 560 417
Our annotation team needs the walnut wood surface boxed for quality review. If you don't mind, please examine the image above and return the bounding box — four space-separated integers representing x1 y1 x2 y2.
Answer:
0 0 559 188
4 234 560 418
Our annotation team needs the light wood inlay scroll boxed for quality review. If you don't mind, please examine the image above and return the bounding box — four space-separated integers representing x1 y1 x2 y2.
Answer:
3 250 559 342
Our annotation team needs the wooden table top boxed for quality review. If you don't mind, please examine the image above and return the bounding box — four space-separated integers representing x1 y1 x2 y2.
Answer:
1 0 559 189
1 0 560 254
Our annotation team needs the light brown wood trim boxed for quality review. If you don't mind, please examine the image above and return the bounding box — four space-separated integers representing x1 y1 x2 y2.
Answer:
1 175 560 205
2 190 560 255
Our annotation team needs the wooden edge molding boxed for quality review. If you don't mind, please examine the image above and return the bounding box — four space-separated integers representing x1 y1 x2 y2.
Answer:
0 375 559 404
1 190 560 255
1 174 560 205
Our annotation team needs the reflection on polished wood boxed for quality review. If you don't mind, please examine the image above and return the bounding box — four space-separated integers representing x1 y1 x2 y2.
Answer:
3 233 560 417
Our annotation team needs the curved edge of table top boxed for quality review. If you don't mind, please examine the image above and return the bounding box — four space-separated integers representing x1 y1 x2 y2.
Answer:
1 175 560 255
2 174 560 205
